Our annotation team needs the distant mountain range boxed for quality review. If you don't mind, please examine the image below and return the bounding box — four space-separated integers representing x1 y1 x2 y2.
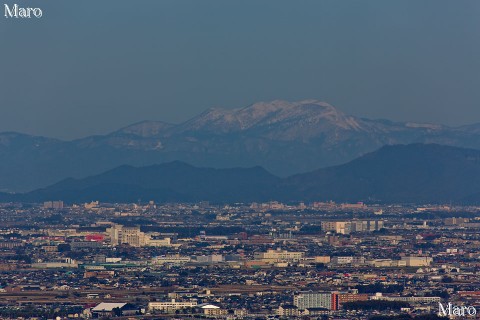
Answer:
280 143 480 204
3 99 480 192
3 143 480 204
16 162 279 203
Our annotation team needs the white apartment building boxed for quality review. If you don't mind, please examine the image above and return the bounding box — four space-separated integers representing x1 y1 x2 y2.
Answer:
294 292 333 310
373 293 440 303
148 299 197 312
331 256 365 265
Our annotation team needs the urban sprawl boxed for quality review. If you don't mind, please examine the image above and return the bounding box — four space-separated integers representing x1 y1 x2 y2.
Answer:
0 200 479 319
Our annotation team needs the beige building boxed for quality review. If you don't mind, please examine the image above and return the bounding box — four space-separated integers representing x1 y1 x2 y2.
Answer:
121 226 145 247
322 221 348 234
367 259 407 268
254 249 304 262
145 237 171 247
197 304 227 316
107 224 171 247
401 256 433 267
148 299 197 313
314 256 331 264
322 220 384 234
277 305 300 317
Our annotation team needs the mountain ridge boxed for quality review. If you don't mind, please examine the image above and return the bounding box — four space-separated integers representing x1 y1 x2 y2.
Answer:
3 99 480 192
23 160 280 203
5 143 480 205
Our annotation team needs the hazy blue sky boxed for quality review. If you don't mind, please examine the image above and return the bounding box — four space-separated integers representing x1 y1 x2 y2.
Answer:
1 0 479 139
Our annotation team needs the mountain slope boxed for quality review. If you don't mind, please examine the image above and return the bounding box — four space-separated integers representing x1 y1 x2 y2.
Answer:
24 161 280 203
3 99 480 192
5 144 480 204
280 143 480 203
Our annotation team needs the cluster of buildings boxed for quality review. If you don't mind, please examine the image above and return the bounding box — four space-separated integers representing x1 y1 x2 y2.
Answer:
107 224 172 247
0 201 479 319
321 220 384 234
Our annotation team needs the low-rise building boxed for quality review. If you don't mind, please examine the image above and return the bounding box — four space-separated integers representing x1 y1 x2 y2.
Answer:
148 299 198 313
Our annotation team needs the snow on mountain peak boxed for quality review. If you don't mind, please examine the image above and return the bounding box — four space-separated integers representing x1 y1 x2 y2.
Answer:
179 99 361 134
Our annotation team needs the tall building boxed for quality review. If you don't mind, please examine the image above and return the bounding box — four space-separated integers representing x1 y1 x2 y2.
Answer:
121 226 145 247
107 224 171 247
44 201 64 209
294 292 336 310
107 224 124 246
294 292 367 311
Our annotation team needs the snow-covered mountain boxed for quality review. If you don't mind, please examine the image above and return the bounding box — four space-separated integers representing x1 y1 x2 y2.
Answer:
2 99 480 192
